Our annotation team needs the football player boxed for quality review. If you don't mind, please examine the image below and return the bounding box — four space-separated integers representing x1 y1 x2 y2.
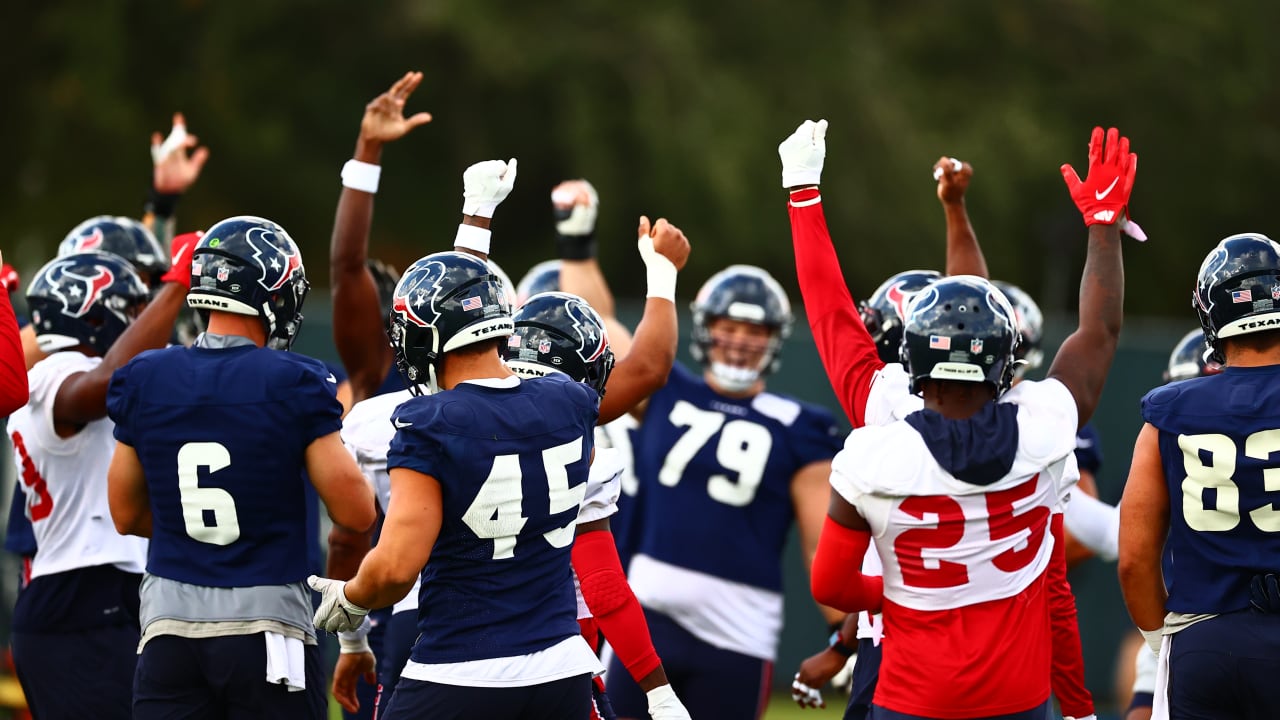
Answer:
786 143 1098 720
309 247 603 720
791 122 1134 718
505 291 692 720
105 217 376 719
8 240 196 718
1119 238 1280 720
337 169 690 719
599 256 845 720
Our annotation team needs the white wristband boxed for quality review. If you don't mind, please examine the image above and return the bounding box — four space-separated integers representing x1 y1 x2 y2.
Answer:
341 159 381 194
637 234 677 302
453 223 492 255
337 616 372 654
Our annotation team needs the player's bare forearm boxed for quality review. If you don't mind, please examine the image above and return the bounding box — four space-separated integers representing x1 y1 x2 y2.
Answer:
54 283 185 426
1118 425 1170 631
344 545 419 610
598 297 675 423
1048 223 1123 427
107 442 153 538
942 200 988 279
326 523 374 581
559 257 616 320
346 467 440 609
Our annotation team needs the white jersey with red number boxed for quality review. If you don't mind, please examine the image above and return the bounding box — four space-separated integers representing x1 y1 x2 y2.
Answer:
831 377 1078 718
7 351 147 580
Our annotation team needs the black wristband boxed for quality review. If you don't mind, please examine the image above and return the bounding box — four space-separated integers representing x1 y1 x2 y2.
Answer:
146 187 181 218
555 232 597 261
828 629 856 658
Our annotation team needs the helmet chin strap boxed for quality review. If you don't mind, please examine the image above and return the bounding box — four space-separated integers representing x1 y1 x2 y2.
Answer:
709 362 760 393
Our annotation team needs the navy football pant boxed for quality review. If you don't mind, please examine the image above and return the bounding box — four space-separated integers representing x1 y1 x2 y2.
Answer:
606 608 772 720
381 674 592 720
867 699 1050 720
1168 610 1280 720
374 607 418 719
843 638 882 720
12 624 139 720
133 634 326 719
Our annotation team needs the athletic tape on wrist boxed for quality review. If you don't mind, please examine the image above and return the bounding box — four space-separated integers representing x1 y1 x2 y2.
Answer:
341 159 381 194
453 223 492 255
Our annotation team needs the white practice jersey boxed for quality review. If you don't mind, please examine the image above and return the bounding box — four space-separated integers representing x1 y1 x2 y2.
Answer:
832 377 1079 610
7 352 147 579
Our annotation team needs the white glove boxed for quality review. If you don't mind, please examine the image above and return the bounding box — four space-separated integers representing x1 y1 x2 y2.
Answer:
778 119 828 188
830 652 857 695
646 684 692 720
552 180 599 236
462 158 518 218
791 673 825 709
1064 715 1098 720
307 575 370 634
151 118 189 164
337 616 373 654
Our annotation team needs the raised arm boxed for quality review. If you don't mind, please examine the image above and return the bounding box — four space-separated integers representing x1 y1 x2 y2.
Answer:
779 120 885 426
1047 127 1135 428
145 112 210 247
934 156 988 278
331 72 432 403
52 234 199 428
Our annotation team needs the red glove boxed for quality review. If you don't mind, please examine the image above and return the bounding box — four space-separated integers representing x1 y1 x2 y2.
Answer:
0 265 19 293
1060 127 1138 229
160 231 204 289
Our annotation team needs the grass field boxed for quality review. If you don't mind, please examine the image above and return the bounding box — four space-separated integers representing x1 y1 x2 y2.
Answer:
329 691 850 719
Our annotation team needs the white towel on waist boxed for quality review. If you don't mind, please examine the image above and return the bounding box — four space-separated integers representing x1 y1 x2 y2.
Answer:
264 631 306 692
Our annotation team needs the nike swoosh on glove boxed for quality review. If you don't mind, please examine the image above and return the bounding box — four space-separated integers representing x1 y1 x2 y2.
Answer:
308 575 370 634
160 231 204 289
1060 127 1143 239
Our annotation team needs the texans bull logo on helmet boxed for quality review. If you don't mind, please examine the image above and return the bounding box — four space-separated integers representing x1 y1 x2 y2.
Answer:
885 281 916 323
65 227 106 253
245 226 302 292
392 258 448 329
564 298 610 364
45 259 115 318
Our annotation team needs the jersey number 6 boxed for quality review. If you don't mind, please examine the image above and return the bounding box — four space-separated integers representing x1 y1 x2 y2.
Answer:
177 442 240 546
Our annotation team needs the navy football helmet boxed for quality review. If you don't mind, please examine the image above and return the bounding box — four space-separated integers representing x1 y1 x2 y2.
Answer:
504 291 615 397
59 215 169 287
516 259 562 306
992 280 1044 377
26 251 151 355
690 265 792 392
389 251 513 394
860 269 942 364
186 216 310 351
900 275 1020 395
1193 233 1280 364
1164 328 1222 382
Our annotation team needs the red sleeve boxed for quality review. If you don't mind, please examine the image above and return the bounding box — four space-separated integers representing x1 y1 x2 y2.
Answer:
810 516 884 612
1047 512 1095 718
572 529 662 682
0 291 28 416
788 188 884 427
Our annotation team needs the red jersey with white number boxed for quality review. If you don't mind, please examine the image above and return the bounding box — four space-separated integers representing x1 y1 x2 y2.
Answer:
7 351 147 579
830 378 1078 717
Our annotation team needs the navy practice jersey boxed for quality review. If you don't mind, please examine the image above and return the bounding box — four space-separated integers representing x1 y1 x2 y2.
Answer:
627 363 842 591
1143 365 1280 614
1075 423 1103 476
107 344 342 588
388 375 599 665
